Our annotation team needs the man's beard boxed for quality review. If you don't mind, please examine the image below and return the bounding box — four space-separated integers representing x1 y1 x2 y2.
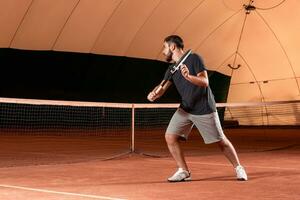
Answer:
165 50 173 63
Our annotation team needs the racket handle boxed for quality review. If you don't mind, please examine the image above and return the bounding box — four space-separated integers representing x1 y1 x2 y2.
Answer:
154 80 166 94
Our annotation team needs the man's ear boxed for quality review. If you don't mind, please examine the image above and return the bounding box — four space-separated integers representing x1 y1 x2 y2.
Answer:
170 43 176 52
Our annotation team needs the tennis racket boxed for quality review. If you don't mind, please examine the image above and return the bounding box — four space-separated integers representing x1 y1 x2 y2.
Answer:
155 49 192 94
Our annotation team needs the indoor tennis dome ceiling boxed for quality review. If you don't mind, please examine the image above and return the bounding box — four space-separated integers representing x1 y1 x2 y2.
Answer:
0 0 299 104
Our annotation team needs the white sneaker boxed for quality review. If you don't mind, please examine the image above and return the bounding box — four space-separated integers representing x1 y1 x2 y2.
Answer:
235 165 248 181
168 168 191 182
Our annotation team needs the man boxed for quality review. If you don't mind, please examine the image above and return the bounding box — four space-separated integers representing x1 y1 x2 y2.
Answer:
147 35 247 182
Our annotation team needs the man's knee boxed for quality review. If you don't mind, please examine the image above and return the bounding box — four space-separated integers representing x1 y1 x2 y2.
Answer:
217 137 230 149
165 134 178 144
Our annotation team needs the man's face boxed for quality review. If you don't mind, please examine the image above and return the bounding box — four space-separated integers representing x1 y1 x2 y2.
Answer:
162 42 173 62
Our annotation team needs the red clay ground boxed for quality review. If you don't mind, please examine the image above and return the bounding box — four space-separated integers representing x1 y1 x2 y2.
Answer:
0 128 299 200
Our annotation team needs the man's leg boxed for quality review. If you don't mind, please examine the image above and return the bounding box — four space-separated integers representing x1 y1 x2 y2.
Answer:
165 134 188 171
191 111 247 180
217 137 248 180
217 137 240 167
164 108 193 182
165 134 191 182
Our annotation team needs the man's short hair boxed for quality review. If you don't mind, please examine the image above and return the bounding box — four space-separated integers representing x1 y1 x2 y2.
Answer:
164 35 184 49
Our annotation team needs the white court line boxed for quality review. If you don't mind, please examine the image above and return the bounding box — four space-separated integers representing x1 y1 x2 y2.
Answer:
0 184 126 200
148 158 299 171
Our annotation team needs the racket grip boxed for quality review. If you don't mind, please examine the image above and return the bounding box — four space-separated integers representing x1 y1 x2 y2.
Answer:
155 80 167 94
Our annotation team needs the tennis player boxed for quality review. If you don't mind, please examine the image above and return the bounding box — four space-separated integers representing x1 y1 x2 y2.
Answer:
147 35 247 182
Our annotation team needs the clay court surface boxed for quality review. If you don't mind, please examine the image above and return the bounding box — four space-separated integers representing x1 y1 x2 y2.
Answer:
0 128 299 200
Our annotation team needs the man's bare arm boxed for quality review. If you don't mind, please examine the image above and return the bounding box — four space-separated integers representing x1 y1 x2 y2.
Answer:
180 64 209 87
147 80 172 102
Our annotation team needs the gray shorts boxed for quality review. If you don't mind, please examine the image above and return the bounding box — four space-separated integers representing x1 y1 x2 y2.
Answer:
166 108 225 144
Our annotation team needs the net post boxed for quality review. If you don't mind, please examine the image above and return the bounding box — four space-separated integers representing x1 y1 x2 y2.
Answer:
131 104 135 152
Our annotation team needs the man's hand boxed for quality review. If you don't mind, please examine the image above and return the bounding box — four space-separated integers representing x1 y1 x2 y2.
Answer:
147 91 157 102
180 64 190 80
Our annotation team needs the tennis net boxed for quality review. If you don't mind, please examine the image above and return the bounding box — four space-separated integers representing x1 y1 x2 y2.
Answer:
0 97 299 165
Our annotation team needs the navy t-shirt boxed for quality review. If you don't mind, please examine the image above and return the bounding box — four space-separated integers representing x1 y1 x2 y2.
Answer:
163 53 216 115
